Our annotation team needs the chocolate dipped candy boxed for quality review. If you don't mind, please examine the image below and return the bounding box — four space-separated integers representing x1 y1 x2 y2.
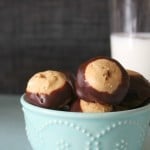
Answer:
76 57 129 105
115 70 150 110
26 70 74 109
71 99 113 112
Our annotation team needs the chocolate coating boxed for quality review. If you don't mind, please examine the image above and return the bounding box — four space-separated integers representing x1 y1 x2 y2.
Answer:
76 56 129 105
26 82 73 109
70 99 82 112
63 71 76 96
127 70 150 99
116 70 150 110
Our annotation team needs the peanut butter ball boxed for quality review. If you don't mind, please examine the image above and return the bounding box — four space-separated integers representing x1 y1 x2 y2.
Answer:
71 99 113 113
26 70 74 109
76 57 129 105
115 70 150 110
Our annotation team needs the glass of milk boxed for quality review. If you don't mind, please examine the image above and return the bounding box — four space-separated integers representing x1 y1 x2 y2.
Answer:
109 0 150 81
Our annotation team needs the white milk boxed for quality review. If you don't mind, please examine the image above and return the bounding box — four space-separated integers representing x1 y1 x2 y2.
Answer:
110 33 150 81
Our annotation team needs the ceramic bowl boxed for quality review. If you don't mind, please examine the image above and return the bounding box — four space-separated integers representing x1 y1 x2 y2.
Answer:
21 94 150 150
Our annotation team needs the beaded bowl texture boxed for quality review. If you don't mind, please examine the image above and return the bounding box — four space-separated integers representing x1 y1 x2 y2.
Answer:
21 94 150 150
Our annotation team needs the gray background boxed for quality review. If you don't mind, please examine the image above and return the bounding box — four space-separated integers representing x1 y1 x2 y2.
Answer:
0 0 110 94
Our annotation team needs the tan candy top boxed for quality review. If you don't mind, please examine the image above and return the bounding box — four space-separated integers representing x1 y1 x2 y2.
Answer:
26 70 67 94
80 99 113 112
85 59 122 94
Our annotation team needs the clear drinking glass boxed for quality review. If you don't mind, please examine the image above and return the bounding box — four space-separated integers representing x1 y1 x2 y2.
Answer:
109 0 150 81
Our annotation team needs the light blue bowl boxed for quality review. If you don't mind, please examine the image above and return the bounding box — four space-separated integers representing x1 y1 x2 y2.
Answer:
21 95 150 150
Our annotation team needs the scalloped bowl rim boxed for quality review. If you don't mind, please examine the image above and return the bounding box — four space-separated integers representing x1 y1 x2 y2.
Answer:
21 94 150 119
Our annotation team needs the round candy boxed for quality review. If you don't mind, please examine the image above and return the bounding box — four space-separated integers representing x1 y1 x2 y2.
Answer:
26 70 74 109
71 99 113 112
76 57 129 105
116 70 150 110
